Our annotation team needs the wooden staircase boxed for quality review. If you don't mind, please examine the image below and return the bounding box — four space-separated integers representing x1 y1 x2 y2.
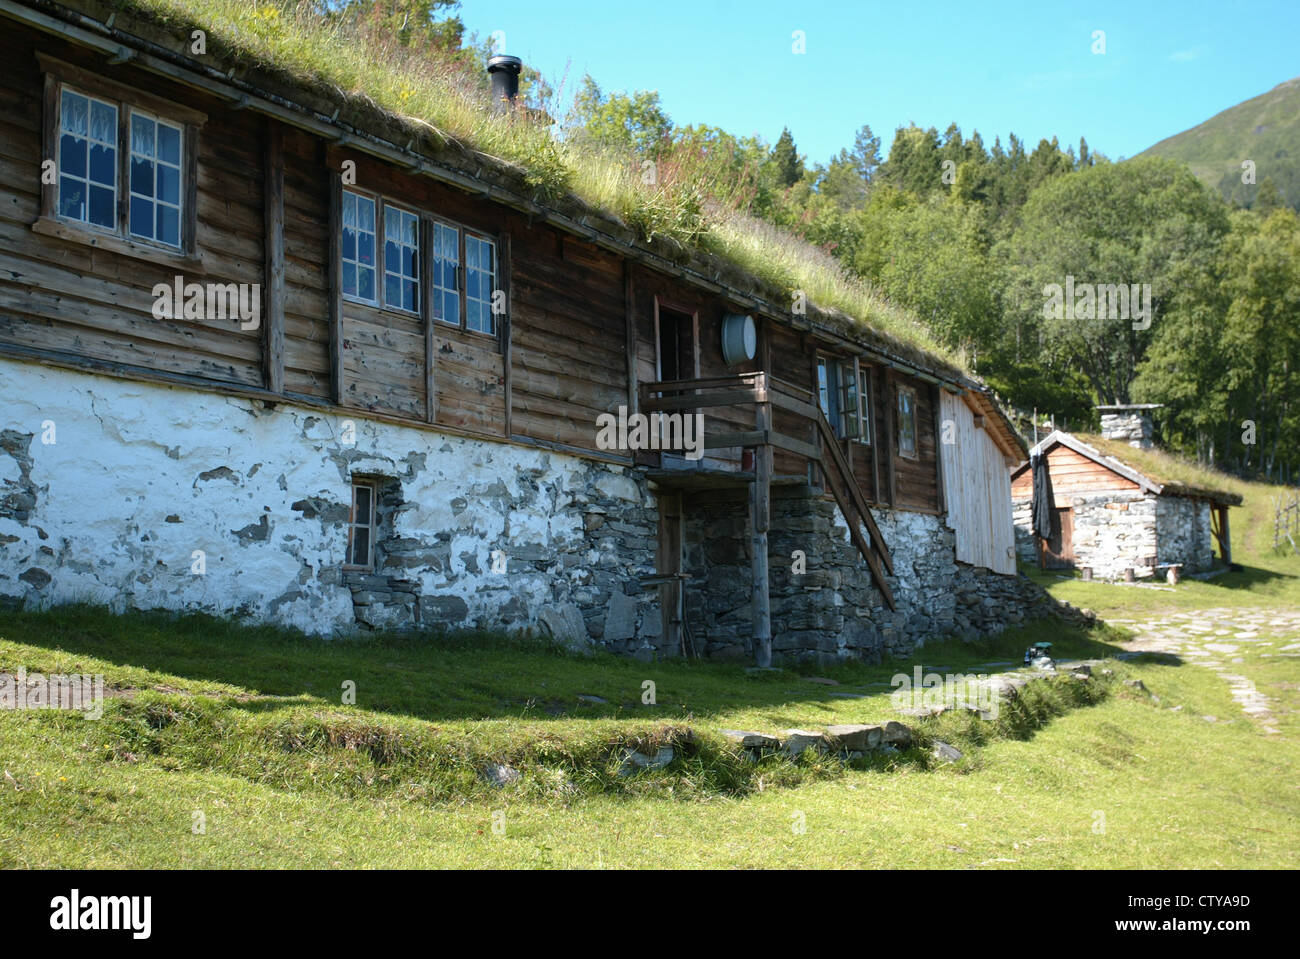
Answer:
812 407 896 610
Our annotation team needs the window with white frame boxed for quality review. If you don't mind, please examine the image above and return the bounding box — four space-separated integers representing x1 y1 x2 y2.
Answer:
383 203 420 314
817 357 832 419
44 60 202 257
817 357 850 439
57 89 117 230
341 189 378 304
897 384 918 458
465 233 497 335
856 366 873 445
345 480 377 570
432 221 460 325
128 110 184 248
839 360 859 440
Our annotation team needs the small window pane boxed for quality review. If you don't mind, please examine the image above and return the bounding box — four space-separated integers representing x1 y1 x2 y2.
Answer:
350 527 370 567
131 113 154 157
89 143 114 186
157 123 181 165
90 100 115 142
131 156 153 197
157 204 179 247
61 91 87 135
89 186 114 229
57 177 84 219
129 198 153 239
158 163 180 205
60 134 86 178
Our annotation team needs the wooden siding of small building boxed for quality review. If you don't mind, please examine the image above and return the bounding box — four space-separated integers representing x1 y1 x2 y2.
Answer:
1010 444 1141 499
940 391 1016 574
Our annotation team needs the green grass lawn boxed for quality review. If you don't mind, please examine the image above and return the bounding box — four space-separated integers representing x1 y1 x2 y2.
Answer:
1 475 1297 868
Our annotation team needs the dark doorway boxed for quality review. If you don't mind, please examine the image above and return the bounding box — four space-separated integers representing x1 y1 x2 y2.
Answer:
657 305 696 382
1040 506 1074 569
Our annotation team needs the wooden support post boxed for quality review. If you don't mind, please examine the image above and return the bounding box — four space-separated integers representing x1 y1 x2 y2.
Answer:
658 492 684 656
262 121 285 394
752 387 773 667
420 216 437 423
1219 505 1232 564
624 261 638 413
883 368 897 506
326 157 344 405
499 231 512 436
931 383 945 516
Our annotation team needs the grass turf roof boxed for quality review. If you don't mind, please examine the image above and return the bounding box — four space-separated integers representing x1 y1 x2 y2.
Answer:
1071 433 1245 506
80 0 967 374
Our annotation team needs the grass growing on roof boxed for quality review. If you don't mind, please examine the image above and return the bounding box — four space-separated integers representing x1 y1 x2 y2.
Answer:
120 0 963 367
1071 432 1246 502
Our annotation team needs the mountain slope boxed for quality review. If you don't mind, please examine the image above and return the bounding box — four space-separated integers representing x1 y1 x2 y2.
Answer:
1138 75 1300 210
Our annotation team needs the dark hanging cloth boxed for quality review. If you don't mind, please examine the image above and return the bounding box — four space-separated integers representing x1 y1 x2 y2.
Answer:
1031 452 1055 540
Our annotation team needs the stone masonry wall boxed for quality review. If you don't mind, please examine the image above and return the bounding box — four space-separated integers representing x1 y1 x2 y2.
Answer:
1013 489 1214 579
682 485 1049 667
1014 490 1159 579
1068 491 1158 578
0 359 665 653
1012 498 1037 565
2 359 1049 663
1156 495 1214 573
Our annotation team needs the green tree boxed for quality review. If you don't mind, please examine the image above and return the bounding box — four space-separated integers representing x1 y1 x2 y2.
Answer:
1000 157 1230 404
771 127 804 188
571 75 673 158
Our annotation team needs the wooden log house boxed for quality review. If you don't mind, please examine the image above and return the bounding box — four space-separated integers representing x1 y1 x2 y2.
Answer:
0 0 1033 663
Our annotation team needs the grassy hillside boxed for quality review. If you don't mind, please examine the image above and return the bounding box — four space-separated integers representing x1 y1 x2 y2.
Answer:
1139 75 1300 210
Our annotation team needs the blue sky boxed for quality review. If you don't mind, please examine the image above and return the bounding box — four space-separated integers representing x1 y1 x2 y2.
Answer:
459 0 1300 164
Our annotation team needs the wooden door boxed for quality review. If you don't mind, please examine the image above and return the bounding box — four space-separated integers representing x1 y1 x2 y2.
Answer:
1040 506 1074 569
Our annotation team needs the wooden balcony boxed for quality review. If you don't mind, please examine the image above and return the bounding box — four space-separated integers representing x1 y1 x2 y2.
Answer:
637 371 823 479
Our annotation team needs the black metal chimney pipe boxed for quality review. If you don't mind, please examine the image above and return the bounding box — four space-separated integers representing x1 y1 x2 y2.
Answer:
487 55 522 111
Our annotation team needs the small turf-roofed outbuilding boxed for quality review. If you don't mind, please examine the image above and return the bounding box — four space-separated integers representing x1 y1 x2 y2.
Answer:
1010 430 1242 580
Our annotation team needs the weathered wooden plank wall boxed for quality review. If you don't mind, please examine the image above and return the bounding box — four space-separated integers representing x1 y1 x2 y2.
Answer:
0 32 264 387
940 391 1017 574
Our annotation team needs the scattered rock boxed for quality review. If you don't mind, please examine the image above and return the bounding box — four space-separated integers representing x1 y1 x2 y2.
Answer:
803 676 840 686
721 730 780 749
825 724 883 751
781 729 827 756
576 694 607 705
931 741 963 763
479 763 520 787
1124 679 1149 694
618 746 675 776
880 721 914 749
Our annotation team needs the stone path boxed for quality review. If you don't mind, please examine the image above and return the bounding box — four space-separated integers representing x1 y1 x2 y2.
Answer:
1106 607 1300 736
